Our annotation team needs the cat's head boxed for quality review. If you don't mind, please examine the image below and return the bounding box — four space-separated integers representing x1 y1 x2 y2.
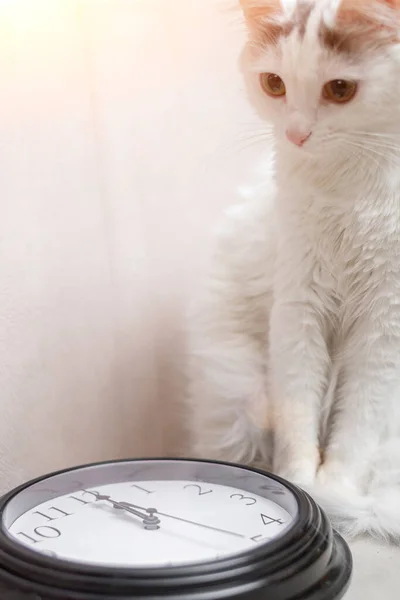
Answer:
240 0 400 157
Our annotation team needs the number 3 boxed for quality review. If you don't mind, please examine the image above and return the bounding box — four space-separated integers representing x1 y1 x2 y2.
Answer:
230 494 256 506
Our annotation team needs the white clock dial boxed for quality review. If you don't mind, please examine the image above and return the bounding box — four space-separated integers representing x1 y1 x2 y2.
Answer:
7 480 293 568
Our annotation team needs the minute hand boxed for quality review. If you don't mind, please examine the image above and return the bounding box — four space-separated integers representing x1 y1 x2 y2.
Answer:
118 502 246 539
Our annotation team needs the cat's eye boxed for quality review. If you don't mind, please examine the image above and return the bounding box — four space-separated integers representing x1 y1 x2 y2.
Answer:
323 79 357 104
260 73 286 98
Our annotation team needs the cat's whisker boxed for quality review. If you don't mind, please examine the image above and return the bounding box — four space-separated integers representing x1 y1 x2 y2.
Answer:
358 144 400 170
347 134 400 152
210 130 274 159
352 130 400 138
226 138 274 155
347 145 400 167
240 123 274 133
357 143 400 153
356 146 400 160
341 139 382 170
236 134 274 145
343 137 398 163
232 131 275 150
347 134 400 164
237 132 274 142
344 144 364 166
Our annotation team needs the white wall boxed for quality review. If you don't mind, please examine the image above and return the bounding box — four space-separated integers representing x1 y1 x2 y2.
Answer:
0 0 267 494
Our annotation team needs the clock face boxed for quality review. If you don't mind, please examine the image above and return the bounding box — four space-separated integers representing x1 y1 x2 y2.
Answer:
1 460 298 569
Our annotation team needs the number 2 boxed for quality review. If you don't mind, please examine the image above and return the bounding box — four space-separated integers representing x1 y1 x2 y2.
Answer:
184 484 212 496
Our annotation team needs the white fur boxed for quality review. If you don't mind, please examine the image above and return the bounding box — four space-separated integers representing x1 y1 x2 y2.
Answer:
185 0 400 542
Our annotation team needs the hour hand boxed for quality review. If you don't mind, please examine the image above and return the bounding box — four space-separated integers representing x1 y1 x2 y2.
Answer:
93 494 160 530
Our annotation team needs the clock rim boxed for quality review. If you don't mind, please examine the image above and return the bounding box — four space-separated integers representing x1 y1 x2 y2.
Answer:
0 457 310 574
0 458 352 600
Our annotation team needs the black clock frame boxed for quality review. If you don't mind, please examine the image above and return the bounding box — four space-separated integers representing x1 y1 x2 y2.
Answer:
0 457 352 600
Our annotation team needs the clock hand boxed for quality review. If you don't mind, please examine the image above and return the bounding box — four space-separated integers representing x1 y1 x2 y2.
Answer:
118 502 246 539
154 510 247 538
92 494 160 530
98 495 244 538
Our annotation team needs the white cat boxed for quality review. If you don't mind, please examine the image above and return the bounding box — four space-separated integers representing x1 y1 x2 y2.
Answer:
185 0 400 541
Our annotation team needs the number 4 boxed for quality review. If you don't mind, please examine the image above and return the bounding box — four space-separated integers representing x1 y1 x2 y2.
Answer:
260 513 284 526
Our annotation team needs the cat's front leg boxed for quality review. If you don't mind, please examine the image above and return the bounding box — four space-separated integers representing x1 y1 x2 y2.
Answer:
318 310 400 492
270 287 330 487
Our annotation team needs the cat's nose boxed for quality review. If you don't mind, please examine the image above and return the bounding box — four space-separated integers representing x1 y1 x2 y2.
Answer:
285 129 311 147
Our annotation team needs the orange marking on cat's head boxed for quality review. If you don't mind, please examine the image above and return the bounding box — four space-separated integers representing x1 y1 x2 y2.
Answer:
337 0 400 26
241 1 324 46
321 0 400 54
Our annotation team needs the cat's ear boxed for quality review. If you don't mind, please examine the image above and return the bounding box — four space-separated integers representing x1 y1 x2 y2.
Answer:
239 0 284 42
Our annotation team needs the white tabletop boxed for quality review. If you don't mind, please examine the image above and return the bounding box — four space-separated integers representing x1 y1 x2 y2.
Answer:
345 539 399 599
